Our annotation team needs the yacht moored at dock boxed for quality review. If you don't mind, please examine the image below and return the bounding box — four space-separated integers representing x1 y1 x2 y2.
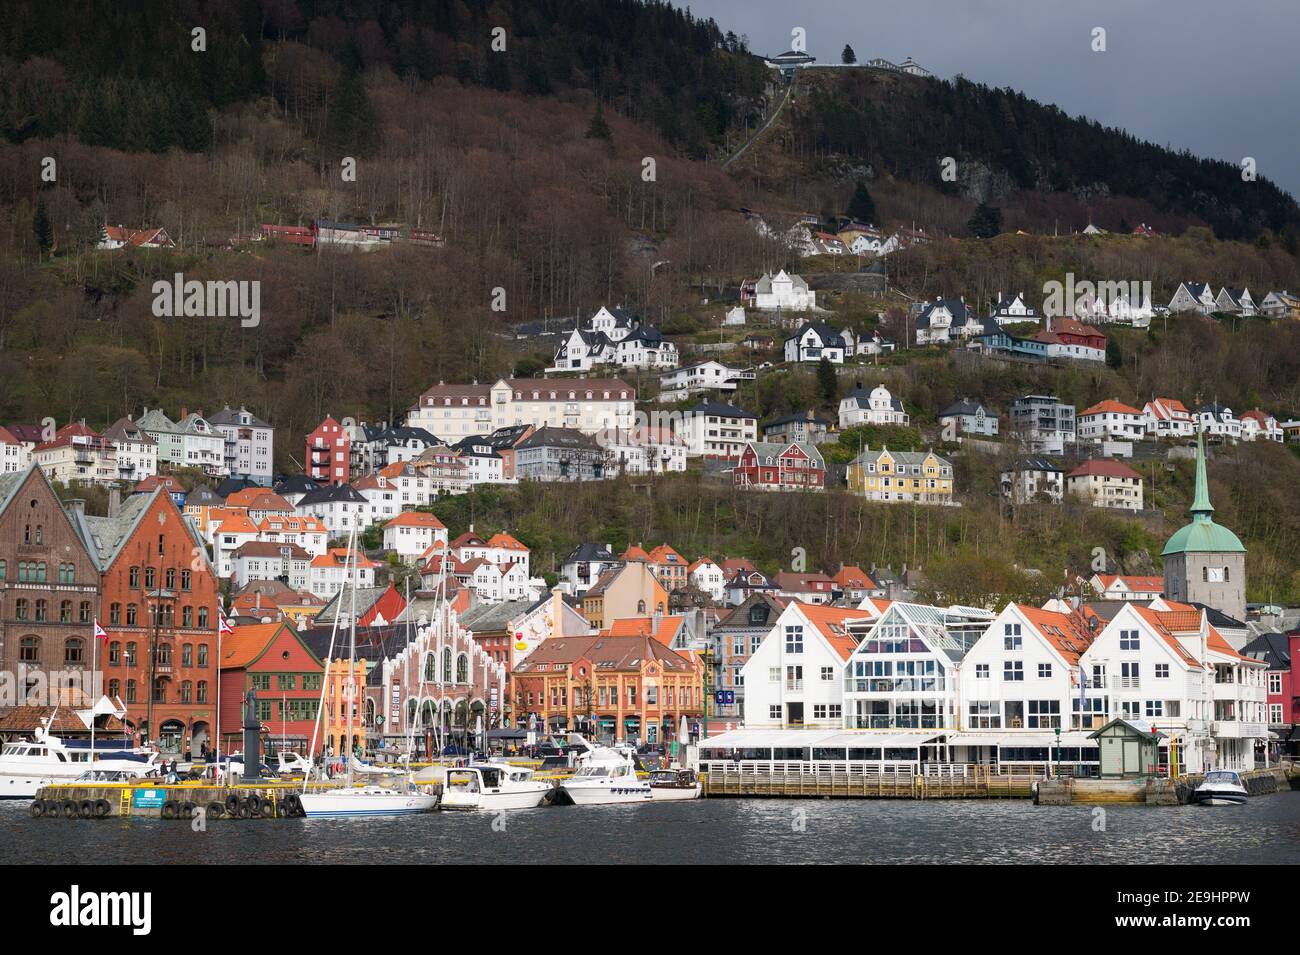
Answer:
649 768 702 801
558 748 651 805
0 730 158 799
440 764 551 810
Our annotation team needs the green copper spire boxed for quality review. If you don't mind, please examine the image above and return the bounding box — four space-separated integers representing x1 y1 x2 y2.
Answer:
1190 424 1213 520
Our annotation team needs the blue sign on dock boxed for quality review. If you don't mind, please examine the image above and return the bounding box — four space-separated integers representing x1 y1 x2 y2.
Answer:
134 789 166 808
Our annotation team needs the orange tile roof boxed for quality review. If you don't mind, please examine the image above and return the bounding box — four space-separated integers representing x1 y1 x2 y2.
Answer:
1016 605 1093 665
219 622 290 669
621 545 651 562
1080 399 1142 417
687 557 718 573
1096 574 1164 592
1131 606 1204 668
648 544 684 564
832 565 876 589
310 548 381 570
225 489 293 511
794 602 877 661
259 515 327 534
1067 459 1141 480
215 513 260 535
385 511 446 529
487 532 527 551
605 615 684 645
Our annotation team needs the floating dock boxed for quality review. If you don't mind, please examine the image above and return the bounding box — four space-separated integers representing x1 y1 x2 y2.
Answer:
28 780 352 820
1036 764 1298 806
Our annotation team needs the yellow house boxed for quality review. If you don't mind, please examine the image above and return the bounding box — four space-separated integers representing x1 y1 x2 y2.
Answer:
322 656 370 757
581 561 669 630
847 446 956 505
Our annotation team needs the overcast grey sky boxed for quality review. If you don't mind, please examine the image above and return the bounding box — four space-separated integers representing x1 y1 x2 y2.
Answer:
686 0 1300 199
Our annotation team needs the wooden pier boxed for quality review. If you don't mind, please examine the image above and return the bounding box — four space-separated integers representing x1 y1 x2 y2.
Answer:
702 767 1037 799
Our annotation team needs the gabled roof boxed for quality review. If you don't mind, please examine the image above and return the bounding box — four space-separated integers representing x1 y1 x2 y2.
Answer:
1066 459 1141 480
102 417 157 445
384 511 446 530
219 621 318 670
564 543 615 564
794 602 878 661
1015 604 1093 667
297 484 368 506
1080 399 1142 417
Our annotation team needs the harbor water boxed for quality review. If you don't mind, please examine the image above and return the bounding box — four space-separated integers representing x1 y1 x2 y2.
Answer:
4 791 1299 864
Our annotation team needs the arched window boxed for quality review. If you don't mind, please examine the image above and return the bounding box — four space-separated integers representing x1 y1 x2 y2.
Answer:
35 562 45 582
406 698 418 727
152 678 166 703
456 654 468 684
124 642 137 666
165 568 175 589
14 598 28 620
197 608 209 628
157 644 172 666
59 600 72 623
126 604 137 626
442 647 453 682
182 606 193 627
182 644 193 667
125 680 137 704
64 638 84 664
34 524 42 544
180 681 193 704
34 599 48 622
145 567 156 589
108 641 121 665
110 602 122 625
19 635 40 663
196 681 208 703
197 644 209 667
107 679 120 699
637 600 646 613
0 559 6 579
78 601 91 623
424 653 436 683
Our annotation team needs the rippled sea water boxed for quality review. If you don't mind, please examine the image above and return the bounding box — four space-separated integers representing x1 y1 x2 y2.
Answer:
4 792 1298 864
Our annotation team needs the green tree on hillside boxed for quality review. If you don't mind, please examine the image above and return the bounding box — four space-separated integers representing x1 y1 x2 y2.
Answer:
846 180 875 223
586 98 612 141
967 203 1002 238
842 45 857 65
323 67 378 155
817 357 838 404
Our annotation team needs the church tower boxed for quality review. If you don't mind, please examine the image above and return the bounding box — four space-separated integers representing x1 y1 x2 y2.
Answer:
1161 428 1247 619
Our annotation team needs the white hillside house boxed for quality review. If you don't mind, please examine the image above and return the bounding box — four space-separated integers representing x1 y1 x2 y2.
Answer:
839 383 909 429
750 270 815 311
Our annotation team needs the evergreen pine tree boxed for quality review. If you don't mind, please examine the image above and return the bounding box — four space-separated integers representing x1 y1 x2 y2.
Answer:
967 203 1002 238
842 44 856 65
817 356 838 404
33 197 53 258
845 180 875 223
323 67 378 155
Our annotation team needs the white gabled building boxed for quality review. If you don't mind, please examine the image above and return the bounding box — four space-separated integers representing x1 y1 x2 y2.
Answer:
957 603 1093 735
1143 397 1195 438
1197 403 1241 441
1080 600 1269 771
688 558 726 603
101 417 157 483
989 291 1039 326
741 603 877 727
783 321 851 363
1168 282 1216 314
208 405 274 485
838 383 909 429
295 483 371 538
1238 410 1283 442
383 511 448 564
749 270 815 311
612 326 679 370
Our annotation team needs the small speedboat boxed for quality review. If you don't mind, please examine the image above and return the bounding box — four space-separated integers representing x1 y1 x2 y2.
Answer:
298 785 438 817
441 764 551 811
559 748 651 805
649 768 702 801
1194 770 1248 806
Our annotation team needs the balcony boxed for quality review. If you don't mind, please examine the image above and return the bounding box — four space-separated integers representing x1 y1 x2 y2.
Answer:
1210 721 1267 739
1213 682 1267 704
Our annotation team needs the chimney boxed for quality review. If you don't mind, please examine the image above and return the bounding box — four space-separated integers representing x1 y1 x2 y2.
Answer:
65 499 85 517
108 488 121 518
180 406 188 420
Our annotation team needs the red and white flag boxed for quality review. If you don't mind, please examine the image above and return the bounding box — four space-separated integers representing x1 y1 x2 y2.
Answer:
218 610 234 636
93 618 108 642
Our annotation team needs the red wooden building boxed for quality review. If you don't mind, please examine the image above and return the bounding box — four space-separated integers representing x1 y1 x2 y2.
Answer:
732 440 826 492
217 620 326 756
305 416 350 485
96 488 221 756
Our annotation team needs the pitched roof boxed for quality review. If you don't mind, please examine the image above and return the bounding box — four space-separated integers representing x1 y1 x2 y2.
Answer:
1016 604 1093 666
384 511 446 530
1080 399 1142 417
1066 459 1141 480
794 602 877 661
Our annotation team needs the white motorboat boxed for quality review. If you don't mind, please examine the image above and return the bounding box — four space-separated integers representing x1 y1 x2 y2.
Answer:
299 785 438 817
0 729 158 800
649 768 702 801
440 764 551 811
1194 770 1248 806
559 748 651 805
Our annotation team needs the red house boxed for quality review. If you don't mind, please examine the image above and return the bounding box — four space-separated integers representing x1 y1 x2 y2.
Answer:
261 223 317 247
1243 630 1299 756
1044 315 1106 351
732 440 825 492
306 416 350 485
218 620 325 756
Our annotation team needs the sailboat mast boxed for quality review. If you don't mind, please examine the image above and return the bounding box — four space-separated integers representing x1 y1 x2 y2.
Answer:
346 531 359 787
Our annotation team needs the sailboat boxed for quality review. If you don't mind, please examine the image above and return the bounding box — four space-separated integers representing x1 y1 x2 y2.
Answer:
299 527 437 818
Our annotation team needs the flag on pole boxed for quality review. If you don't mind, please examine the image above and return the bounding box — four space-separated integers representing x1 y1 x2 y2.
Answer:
93 618 108 642
218 610 234 636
